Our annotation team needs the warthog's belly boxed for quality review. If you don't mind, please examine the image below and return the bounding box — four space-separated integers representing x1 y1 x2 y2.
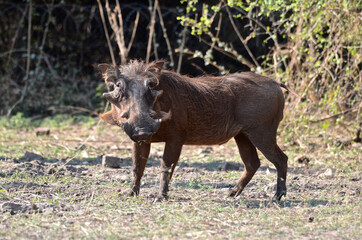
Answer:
183 122 241 145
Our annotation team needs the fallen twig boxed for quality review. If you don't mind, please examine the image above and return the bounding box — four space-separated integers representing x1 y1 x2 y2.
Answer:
56 105 99 116
309 108 359 123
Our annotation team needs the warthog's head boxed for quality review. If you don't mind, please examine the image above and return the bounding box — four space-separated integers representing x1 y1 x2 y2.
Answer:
98 61 171 143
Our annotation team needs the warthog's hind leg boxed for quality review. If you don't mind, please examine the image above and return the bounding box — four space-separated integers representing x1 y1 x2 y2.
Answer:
229 133 260 197
268 145 288 201
256 143 287 201
246 129 288 201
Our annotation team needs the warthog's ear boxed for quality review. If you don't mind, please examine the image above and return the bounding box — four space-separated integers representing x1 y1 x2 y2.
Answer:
98 64 120 85
99 111 116 125
148 61 165 73
98 64 112 74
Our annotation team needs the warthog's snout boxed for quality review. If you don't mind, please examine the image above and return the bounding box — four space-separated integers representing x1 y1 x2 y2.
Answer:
131 131 153 142
123 120 161 143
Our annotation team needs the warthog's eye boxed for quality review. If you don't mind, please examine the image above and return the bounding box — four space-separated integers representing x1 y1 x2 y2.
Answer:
149 110 156 118
145 89 155 105
121 93 128 101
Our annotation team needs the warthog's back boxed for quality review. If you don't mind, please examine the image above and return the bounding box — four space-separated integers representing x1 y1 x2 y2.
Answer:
155 71 285 145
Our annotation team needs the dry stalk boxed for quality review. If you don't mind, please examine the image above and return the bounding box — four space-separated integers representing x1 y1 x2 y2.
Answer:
152 31 159 60
288 17 304 75
103 0 140 64
176 8 189 73
115 0 127 64
97 0 116 65
126 11 140 54
146 0 158 64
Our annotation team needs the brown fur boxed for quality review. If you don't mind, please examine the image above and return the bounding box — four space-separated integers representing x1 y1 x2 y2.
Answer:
99 60 289 201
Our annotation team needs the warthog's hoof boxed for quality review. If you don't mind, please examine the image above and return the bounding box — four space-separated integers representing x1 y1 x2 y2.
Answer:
228 187 243 197
273 190 286 201
153 194 168 203
127 188 139 197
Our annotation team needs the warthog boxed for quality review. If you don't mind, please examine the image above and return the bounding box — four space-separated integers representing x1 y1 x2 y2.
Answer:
99 60 289 201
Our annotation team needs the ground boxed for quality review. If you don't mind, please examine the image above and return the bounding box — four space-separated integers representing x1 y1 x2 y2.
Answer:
0 116 360 239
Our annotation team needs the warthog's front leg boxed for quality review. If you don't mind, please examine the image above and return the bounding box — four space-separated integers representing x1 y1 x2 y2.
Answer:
129 142 150 196
154 140 183 202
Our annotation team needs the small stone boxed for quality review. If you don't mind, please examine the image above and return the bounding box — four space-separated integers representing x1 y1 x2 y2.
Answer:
35 128 50 136
222 162 241 171
31 160 45 166
65 166 86 173
201 146 213 154
117 174 129 182
102 155 121 168
21 151 43 161
47 167 57 174
18 162 33 168
296 155 310 165
319 168 334 178
2 202 26 215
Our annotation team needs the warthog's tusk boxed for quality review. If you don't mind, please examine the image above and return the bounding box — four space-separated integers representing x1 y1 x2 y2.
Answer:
158 110 172 122
103 90 120 105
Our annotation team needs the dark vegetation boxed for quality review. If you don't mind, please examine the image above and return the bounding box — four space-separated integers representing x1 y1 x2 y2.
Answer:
2 0 359 123
1 0 220 116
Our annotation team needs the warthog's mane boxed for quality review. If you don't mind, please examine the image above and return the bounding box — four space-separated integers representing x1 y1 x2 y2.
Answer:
119 60 160 80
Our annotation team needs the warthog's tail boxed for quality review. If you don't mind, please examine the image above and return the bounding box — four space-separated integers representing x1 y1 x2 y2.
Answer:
279 83 301 99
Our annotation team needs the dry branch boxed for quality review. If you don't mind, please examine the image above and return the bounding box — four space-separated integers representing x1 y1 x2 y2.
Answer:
7 0 32 118
156 4 174 68
224 3 259 70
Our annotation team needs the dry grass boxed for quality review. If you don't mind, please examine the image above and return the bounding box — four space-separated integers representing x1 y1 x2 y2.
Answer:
0 116 360 239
